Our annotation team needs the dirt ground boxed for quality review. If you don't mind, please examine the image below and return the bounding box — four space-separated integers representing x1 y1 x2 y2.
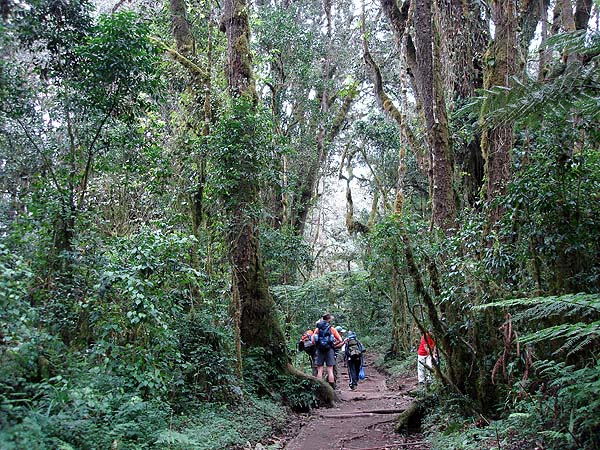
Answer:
276 354 431 450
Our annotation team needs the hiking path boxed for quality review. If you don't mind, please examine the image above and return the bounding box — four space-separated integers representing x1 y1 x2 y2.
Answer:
279 353 431 450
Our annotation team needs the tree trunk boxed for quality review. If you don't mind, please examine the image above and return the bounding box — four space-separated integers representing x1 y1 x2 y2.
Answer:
438 0 488 208
220 0 286 367
169 0 212 273
480 0 518 219
414 0 455 231
574 0 593 31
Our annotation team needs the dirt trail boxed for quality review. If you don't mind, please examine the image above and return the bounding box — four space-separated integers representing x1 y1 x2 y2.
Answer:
281 354 430 450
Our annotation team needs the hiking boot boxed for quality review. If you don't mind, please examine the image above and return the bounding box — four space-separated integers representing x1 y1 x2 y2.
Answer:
349 383 356 390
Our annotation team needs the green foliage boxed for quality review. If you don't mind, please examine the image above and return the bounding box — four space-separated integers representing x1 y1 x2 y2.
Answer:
82 229 200 394
427 358 600 450
74 11 161 111
260 225 313 284
243 347 319 412
1 363 172 449
505 144 600 293
12 0 93 76
176 312 239 403
277 376 320 412
208 99 275 212
155 397 286 449
255 4 322 88
478 293 600 356
349 114 403 192
272 270 387 340
0 242 34 330
474 30 600 129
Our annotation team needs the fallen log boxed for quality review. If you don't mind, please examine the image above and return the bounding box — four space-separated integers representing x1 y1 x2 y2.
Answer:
320 408 406 419
344 442 429 450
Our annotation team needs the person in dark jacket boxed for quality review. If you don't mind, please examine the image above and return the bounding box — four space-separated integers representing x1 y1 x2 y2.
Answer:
344 331 365 390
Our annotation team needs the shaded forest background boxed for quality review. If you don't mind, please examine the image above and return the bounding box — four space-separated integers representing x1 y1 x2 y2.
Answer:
1 0 599 448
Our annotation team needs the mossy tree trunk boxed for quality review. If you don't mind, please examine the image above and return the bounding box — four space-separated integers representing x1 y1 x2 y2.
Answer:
169 0 212 273
413 0 455 231
220 0 287 370
480 0 517 220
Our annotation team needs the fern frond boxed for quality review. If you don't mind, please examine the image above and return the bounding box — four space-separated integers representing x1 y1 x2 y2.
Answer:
476 293 600 315
546 30 600 58
473 30 600 128
519 321 600 356
477 294 600 357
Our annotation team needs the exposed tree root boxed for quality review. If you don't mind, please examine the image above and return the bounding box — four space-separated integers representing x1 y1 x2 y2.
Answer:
395 396 432 433
286 363 337 406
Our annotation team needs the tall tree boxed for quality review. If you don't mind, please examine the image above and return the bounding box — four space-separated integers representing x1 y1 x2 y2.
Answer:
413 0 455 230
219 0 286 366
379 0 455 231
480 0 518 220
166 0 213 273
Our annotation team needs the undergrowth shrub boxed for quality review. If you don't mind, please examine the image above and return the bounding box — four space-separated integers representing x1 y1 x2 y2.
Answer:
155 396 286 449
243 347 319 412
176 312 240 404
0 370 172 450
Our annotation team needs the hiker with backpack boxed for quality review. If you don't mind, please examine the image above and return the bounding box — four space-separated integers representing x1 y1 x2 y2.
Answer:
312 313 343 389
298 329 317 376
344 331 365 390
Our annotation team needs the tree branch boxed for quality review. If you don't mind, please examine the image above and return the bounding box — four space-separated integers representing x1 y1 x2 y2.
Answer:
149 36 208 83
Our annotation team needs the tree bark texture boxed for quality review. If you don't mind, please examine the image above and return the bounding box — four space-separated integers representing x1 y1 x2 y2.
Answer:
380 0 410 46
221 0 257 102
437 0 487 207
170 0 194 55
414 0 455 231
574 0 593 30
480 0 518 215
169 0 212 275
437 0 488 100
519 0 547 59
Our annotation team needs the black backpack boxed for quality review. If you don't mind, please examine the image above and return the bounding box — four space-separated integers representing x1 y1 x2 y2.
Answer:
346 338 362 359
316 321 334 350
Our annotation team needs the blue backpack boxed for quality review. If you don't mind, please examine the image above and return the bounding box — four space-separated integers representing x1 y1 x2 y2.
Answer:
316 321 334 350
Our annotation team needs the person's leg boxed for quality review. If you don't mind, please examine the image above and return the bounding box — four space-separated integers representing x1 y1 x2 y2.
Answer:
326 365 335 384
315 349 325 379
333 353 339 381
348 359 358 388
417 355 427 384
325 348 336 386
310 355 318 377
425 355 432 384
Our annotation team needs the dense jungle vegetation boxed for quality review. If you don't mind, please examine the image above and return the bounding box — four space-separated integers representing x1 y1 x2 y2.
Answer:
1 0 599 448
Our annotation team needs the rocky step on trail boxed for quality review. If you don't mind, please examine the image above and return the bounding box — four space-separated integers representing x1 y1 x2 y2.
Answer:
279 354 431 450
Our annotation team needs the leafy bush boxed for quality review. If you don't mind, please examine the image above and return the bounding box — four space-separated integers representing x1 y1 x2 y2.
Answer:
1 370 171 450
176 312 240 404
155 397 286 449
426 359 600 449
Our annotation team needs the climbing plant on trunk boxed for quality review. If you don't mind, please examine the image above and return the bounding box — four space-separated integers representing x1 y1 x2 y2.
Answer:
218 0 287 372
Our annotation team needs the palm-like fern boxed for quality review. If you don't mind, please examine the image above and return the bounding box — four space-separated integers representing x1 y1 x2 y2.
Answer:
477 293 600 356
463 30 600 127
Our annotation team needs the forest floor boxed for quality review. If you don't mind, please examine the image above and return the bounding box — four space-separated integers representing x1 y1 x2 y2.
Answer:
272 353 431 450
